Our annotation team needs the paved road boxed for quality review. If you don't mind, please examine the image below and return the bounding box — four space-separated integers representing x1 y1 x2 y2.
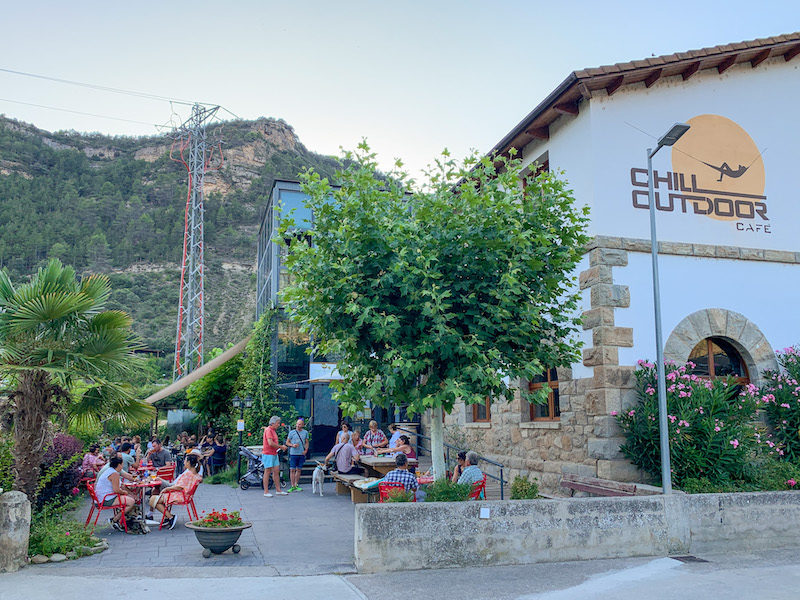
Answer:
4 549 800 599
6 481 800 599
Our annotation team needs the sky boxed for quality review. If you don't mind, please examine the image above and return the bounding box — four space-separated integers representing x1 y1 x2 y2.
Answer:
1 1 798 180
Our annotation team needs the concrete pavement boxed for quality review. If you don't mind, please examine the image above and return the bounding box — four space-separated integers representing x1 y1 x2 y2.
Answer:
4 549 800 599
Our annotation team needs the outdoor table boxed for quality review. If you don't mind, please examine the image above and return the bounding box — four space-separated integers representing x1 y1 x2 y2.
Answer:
358 455 418 478
417 475 434 485
122 479 161 525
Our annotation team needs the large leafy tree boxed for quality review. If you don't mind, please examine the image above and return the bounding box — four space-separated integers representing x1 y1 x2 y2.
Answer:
281 143 589 478
0 259 151 499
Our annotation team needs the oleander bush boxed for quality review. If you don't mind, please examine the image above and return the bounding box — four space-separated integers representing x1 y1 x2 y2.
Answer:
36 434 84 510
616 361 759 487
510 475 539 499
759 347 800 461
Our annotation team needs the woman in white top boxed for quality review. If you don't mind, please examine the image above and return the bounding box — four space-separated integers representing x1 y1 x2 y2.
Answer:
336 422 353 444
94 456 134 531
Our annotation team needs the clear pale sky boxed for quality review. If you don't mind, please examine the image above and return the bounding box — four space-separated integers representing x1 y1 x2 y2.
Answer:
1 1 798 180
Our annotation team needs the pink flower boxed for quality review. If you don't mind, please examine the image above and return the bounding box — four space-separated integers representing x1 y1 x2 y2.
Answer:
714 426 721 432
71 487 80 496
730 439 740 449
610 411 618 416
668 415 677 423
65 532 70 536
788 479 797 488
628 410 635 417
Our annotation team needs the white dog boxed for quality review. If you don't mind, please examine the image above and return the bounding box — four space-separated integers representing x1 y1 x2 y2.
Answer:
312 463 328 496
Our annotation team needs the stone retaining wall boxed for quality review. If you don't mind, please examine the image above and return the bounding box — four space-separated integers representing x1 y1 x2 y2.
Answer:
354 492 800 573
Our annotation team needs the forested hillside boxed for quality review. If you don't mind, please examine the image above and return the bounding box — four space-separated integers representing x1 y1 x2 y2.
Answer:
0 115 342 355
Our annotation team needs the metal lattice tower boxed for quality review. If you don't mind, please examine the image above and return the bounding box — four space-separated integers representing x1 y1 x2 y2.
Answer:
171 103 222 380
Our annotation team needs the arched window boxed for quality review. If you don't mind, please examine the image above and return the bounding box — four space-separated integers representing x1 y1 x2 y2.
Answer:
529 368 560 421
687 337 749 384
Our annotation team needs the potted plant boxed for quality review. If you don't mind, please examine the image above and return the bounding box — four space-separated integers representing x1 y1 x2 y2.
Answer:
185 509 252 558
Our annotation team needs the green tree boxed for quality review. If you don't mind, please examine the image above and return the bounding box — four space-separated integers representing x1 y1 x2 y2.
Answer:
280 143 589 478
234 311 278 433
0 259 152 499
186 348 242 430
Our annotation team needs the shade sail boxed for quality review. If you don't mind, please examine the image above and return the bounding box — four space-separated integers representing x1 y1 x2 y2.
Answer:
142 335 251 405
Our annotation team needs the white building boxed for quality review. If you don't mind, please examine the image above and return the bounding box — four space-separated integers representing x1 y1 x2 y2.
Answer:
441 32 800 491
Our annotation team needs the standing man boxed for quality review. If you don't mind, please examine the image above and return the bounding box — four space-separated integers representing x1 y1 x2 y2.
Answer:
286 418 309 492
262 416 288 497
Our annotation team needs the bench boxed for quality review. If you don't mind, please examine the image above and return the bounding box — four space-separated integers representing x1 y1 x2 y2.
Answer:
332 473 378 504
560 473 637 497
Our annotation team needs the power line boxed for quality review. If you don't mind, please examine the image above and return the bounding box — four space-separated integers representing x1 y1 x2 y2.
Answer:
0 97 160 127
0 67 206 106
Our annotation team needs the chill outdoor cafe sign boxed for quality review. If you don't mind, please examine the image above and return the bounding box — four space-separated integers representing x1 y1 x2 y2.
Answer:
630 114 770 235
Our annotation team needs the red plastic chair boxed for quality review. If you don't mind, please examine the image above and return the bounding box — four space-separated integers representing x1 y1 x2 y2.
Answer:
156 465 175 482
159 478 201 530
469 475 487 500
378 481 417 503
85 483 128 533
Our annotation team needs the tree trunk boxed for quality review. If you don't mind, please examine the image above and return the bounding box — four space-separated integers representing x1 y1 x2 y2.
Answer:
12 370 54 501
430 405 446 480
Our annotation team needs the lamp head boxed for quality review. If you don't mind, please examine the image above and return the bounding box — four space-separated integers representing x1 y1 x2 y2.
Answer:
657 123 691 148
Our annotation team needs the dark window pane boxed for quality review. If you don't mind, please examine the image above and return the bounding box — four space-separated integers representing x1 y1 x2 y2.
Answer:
531 372 547 385
688 340 711 376
475 402 488 421
534 397 550 419
711 338 745 378
553 389 561 417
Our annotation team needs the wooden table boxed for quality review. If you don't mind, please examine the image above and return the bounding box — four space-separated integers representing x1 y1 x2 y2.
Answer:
358 455 418 478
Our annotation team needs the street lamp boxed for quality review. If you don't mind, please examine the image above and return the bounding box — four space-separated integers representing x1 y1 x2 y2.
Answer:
232 395 254 483
647 122 690 495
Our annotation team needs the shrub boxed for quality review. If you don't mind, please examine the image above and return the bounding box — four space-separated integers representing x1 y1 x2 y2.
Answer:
616 361 759 487
36 434 84 509
204 466 239 487
423 478 472 502
28 497 98 557
760 347 800 461
682 457 800 493
510 475 539 499
385 488 415 503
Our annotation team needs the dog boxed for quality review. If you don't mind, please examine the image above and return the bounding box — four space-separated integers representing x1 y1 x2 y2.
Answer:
123 504 150 535
312 462 329 496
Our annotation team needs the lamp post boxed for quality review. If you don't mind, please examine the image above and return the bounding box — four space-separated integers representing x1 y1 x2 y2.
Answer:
647 122 690 495
232 395 254 483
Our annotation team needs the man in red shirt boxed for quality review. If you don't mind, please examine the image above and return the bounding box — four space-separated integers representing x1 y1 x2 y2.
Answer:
262 416 288 497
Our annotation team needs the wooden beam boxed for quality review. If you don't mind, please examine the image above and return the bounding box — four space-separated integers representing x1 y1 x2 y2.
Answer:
605 75 624 96
717 54 738 74
553 100 579 116
525 126 549 140
750 48 771 68
644 68 663 88
785 43 800 62
577 82 592 100
682 61 701 80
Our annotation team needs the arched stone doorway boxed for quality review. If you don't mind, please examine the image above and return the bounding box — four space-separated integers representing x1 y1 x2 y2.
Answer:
663 308 778 385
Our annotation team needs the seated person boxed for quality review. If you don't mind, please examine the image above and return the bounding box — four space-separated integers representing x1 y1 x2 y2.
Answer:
362 420 388 455
208 435 227 475
118 442 139 472
81 444 105 477
151 454 202 530
457 451 484 486
324 437 363 476
383 453 419 493
387 424 402 448
451 451 468 483
336 421 353 444
350 429 365 455
376 435 416 459
94 456 135 531
145 438 172 468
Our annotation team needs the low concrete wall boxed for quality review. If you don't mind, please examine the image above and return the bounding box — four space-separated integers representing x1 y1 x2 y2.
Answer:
354 492 800 573
0 491 31 573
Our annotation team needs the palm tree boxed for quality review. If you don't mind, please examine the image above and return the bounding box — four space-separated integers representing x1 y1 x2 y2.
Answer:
0 259 153 499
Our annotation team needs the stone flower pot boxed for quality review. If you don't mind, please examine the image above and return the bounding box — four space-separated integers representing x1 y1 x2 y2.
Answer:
185 522 252 558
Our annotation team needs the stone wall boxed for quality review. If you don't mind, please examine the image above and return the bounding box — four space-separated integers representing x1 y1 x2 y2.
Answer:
421 235 791 493
354 492 800 573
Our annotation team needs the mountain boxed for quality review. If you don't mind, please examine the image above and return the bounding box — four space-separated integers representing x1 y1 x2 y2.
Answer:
0 114 343 356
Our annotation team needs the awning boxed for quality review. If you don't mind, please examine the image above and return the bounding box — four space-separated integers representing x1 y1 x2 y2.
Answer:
142 335 251 405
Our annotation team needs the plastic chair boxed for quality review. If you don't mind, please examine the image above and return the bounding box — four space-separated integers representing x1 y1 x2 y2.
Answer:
379 481 414 503
156 465 175 482
85 483 128 533
469 475 487 500
159 478 201 530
